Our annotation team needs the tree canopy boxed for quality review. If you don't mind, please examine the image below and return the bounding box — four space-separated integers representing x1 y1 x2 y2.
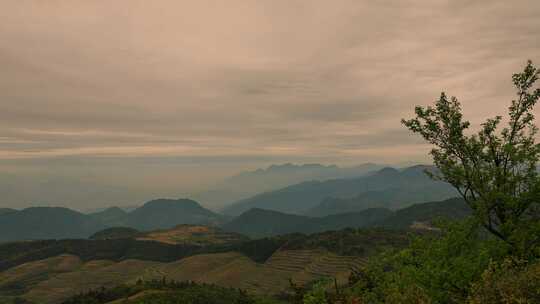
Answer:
402 61 540 255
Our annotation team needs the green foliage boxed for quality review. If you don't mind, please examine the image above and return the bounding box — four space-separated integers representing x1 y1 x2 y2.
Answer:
303 279 332 304
281 228 409 257
468 258 540 304
402 61 540 256
315 60 540 304
349 220 509 303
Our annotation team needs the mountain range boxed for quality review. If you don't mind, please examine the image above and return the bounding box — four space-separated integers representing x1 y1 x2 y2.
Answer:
222 207 394 238
192 163 383 210
222 165 457 216
223 197 471 238
1 165 462 243
0 199 222 242
0 207 106 242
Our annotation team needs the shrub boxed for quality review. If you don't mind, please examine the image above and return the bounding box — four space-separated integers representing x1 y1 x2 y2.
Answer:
468 258 540 304
350 220 509 303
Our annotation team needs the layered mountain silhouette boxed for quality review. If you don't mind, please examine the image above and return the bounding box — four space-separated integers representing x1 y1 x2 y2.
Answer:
306 184 458 217
1 165 463 243
192 163 383 210
222 165 457 216
223 197 471 237
120 199 223 230
373 197 471 229
222 207 393 238
0 199 222 242
0 207 106 242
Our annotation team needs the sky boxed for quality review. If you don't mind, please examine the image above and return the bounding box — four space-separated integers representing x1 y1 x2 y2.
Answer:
1 0 539 209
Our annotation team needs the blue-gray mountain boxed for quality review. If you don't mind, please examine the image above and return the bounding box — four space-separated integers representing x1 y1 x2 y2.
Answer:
192 163 383 210
0 199 222 242
0 207 106 242
222 198 471 238
221 207 394 238
222 165 458 216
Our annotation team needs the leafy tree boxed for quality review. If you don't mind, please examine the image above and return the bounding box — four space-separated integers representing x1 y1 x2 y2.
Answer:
402 61 540 255
303 279 331 304
469 258 540 303
349 219 507 303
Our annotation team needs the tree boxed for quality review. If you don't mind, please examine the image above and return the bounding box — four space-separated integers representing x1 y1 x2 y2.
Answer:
402 61 540 255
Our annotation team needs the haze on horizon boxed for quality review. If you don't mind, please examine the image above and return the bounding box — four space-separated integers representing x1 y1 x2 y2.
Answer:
1 0 539 210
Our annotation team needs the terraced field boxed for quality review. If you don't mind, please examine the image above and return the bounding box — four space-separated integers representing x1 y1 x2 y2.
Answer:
0 248 368 303
135 225 249 245
23 259 164 304
238 249 367 294
0 254 83 300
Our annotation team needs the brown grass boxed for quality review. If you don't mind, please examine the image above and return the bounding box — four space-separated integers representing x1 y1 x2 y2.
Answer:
4 249 368 303
135 224 248 245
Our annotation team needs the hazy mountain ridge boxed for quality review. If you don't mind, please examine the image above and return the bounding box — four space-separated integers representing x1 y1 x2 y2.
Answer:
120 198 223 230
0 207 106 243
373 197 471 229
222 197 470 238
223 207 393 238
0 165 458 243
306 183 456 217
222 165 457 216
0 199 222 242
192 163 383 210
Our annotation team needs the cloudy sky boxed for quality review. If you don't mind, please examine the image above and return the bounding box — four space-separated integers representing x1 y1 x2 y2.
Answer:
1 0 539 209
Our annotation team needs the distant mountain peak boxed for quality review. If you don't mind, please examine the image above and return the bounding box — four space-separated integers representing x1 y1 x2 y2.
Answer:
127 198 222 231
265 163 334 171
243 207 291 216
376 167 400 175
142 198 201 208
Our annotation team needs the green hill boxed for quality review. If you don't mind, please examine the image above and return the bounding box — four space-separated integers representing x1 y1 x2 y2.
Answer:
123 199 223 230
0 207 105 243
373 197 471 229
222 207 393 238
0 199 223 242
222 208 308 238
223 197 471 238
306 208 394 233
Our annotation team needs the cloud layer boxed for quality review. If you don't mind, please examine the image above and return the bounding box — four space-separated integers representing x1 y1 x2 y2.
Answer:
1 0 539 208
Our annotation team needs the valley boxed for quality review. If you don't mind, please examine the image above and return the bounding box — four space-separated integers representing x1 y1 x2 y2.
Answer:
0 228 409 304
0 166 470 303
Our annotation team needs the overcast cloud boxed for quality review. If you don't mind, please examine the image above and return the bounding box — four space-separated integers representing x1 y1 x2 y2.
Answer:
1 0 539 209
